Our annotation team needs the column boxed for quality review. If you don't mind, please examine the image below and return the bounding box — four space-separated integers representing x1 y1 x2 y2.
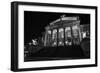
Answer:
51 29 53 46
70 26 73 45
44 31 47 46
57 28 58 46
64 27 65 46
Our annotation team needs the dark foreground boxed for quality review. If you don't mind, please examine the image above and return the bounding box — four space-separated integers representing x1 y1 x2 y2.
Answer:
24 45 90 62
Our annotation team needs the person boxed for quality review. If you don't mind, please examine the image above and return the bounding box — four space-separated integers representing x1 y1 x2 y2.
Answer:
32 39 37 45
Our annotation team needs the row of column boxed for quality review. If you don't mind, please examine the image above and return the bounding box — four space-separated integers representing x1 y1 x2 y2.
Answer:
44 25 81 47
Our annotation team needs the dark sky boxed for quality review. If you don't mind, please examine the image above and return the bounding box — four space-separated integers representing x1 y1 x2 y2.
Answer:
24 11 90 44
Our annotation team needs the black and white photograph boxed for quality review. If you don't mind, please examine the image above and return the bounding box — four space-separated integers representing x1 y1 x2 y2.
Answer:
24 11 90 62
11 1 97 71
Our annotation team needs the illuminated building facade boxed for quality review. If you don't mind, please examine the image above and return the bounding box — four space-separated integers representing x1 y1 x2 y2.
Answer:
43 16 82 47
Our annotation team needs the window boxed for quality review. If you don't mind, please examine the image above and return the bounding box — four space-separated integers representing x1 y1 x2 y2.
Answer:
52 29 57 46
72 25 79 38
46 30 52 46
65 27 72 45
72 25 80 45
58 28 64 46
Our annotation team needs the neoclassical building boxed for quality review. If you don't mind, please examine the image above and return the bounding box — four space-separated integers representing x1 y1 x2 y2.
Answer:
43 15 83 47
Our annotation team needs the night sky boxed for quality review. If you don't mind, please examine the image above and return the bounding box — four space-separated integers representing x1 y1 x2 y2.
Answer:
24 11 90 44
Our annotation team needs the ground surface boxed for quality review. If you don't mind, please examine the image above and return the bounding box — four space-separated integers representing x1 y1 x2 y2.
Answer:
24 45 89 62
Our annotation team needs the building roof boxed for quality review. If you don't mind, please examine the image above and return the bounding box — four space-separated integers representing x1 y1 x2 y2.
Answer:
50 16 79 25
45 16 80 30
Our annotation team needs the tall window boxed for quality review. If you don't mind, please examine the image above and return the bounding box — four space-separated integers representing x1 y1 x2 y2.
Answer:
47 30 51 46
58 28 64 46
72 25 80 45
65 27 72 45
72 25 79 37
52 29 57 46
